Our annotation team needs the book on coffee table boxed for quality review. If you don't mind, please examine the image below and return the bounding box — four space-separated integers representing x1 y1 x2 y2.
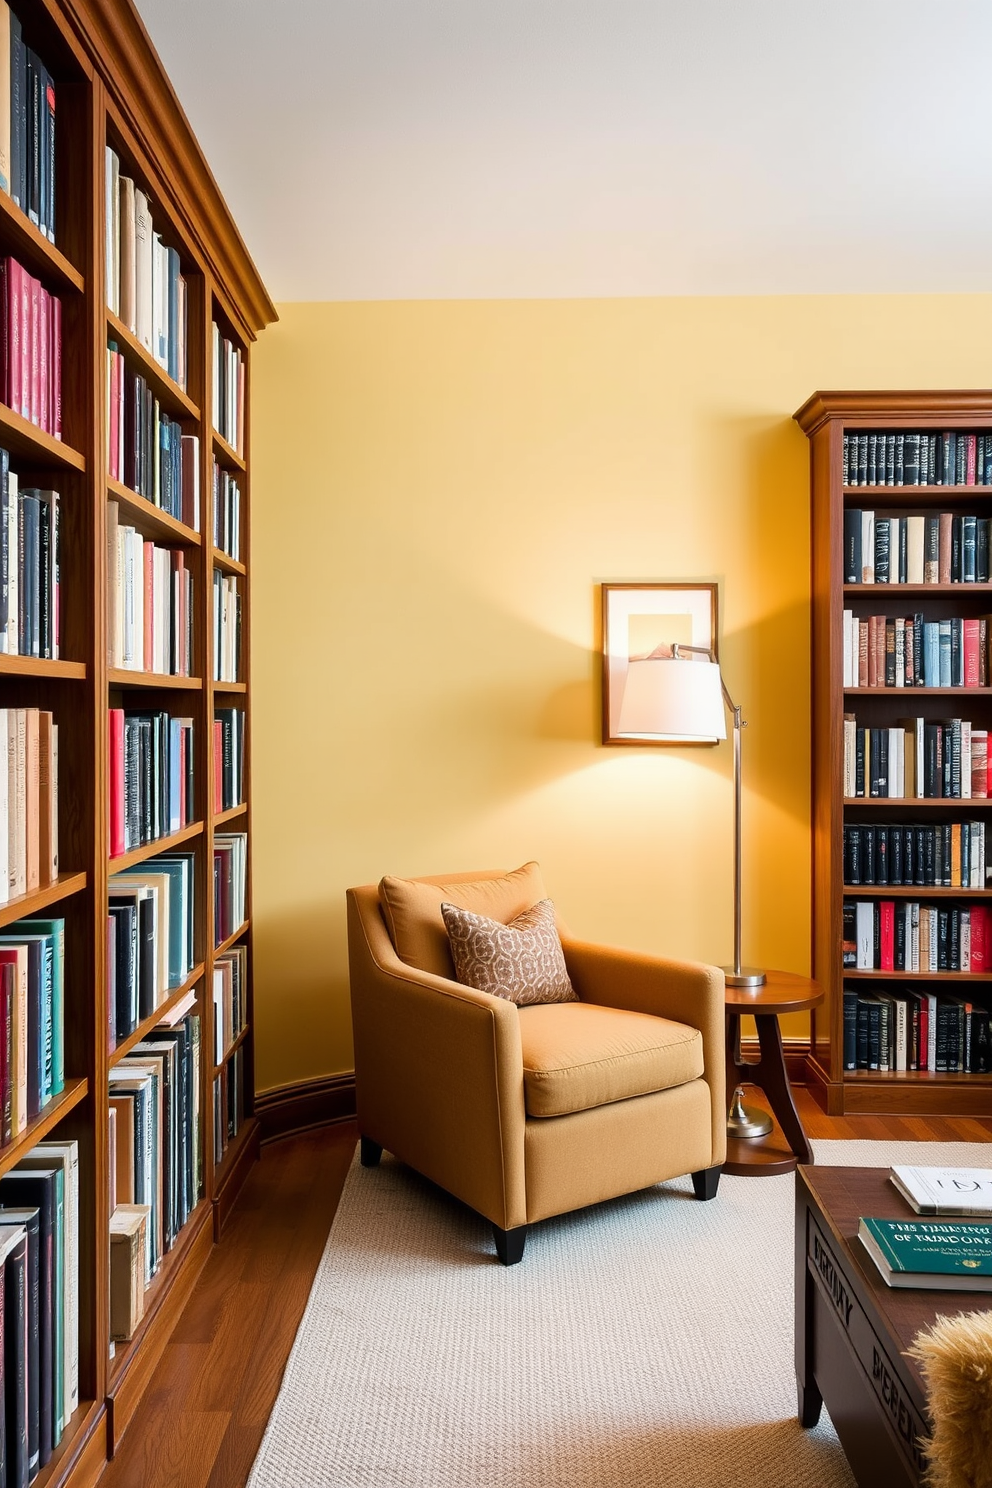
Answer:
890 1165 992 1216
859 1215 992 1290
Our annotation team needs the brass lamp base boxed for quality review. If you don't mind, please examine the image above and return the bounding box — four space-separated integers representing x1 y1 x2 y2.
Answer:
727 1085 773 1139
722 965 766 988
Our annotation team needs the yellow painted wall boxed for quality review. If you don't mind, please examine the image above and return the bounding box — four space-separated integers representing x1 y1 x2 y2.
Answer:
249 294 992 1093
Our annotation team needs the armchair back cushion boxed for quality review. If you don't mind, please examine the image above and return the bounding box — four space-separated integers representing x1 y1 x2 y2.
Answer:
379 861 547 980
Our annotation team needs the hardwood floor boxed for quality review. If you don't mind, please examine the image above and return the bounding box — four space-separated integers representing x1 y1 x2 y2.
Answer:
101 1098 992 1488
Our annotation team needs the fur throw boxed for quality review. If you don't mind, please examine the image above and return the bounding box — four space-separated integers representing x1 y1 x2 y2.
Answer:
908 1310 992 1488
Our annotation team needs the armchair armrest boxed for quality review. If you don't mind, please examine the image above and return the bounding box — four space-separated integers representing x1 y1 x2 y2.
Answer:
347 889 528 1229
561 935 726 1165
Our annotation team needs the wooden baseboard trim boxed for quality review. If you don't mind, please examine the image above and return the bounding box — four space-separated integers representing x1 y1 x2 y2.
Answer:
255 1074 357 1143
737 1037 812 1088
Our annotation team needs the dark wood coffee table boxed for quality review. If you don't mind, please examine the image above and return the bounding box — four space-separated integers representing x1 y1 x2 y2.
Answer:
796 1164 992 1487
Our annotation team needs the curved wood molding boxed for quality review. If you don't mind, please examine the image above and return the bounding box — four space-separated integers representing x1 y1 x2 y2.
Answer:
795 389 992 435
256 1075 358 1143
62 0 277 333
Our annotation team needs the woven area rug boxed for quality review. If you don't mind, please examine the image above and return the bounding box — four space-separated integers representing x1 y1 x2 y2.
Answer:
247 1139 991 1488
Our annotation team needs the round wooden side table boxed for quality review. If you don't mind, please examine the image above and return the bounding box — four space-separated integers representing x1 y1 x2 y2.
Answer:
724 970 823 1177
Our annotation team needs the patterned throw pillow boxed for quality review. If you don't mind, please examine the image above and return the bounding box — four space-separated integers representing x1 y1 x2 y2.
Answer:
440 898 577 1006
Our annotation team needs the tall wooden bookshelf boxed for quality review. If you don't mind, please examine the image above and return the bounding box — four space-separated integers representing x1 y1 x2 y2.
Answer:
797 391 992 1119
0 0 275 1481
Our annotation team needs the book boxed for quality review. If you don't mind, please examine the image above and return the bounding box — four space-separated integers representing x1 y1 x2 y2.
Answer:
890 1165 992 1216
859 1214 992 1290
109 1206 147 1341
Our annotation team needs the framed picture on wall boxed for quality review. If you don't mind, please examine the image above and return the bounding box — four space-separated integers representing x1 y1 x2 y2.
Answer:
601 582 719 745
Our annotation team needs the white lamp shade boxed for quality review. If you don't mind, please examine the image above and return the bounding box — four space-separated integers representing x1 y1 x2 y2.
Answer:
617 657 727 741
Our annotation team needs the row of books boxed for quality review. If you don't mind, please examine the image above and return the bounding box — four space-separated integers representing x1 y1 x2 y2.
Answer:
213 1044 245 1166
213 833 246 946
842 612 992 690
212 945 246 1065
106 346 199 524
213 460 241 562
0 916 63 1139
105 149 189 390
0 256 60 439
107 505 194 676
0 708 57 902
843 716 988 800
844 821 988 889
213 708 244 813
212 571 240 683
108 710 194 859
109 996 202 1312
845 511 992 587
0 4 56 242
0 459 59 660
843 432 992 489
107 851 195 1048
0 1137 79 1483
843 987 991 1074
844 899 992 973
212 326 244 456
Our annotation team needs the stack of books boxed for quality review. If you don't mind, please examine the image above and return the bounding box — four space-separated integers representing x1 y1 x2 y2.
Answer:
859 1166 992 1291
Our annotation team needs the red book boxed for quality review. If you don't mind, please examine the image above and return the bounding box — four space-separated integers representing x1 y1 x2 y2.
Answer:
4 258 20 416
109 707 125 857
17 260 30 421
28 269 40 426
51 292 61 440
963 618 981 687
38 287 49 434
879 900 895 972
987 734 992 799
143 541 154 670
971 906 988 973
213 721 223 812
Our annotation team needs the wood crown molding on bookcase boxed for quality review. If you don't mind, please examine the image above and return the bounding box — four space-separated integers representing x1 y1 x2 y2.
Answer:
61 0 277 334
795 390 992 437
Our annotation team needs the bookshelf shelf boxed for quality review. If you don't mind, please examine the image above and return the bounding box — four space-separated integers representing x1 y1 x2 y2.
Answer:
108 478 202 547
214 802 247 825
0 656 87 679
211 547 245 577
109 821 204 874
212 430 245 473
106 310 201 421
0 871 88 929
109 966 206 1067
107 668 203 690
0 402 85 470
214 920 249 957
0 1078 89 1179
798 390 992 1116
0 183 85 294
213 681 247 695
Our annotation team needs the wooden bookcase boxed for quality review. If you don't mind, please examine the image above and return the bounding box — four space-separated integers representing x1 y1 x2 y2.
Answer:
0 0 275 1481
797 391 992 1118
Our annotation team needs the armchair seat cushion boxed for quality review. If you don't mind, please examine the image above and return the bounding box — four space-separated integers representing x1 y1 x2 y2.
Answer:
518 1001 705 1118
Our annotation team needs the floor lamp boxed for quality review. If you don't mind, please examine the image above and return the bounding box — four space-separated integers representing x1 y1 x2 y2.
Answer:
617 644 771 1138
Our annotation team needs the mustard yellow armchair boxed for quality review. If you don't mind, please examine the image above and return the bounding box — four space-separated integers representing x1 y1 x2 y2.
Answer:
346 865 726 1265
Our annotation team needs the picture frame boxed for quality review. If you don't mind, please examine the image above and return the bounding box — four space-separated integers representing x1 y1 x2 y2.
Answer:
601 582 720 745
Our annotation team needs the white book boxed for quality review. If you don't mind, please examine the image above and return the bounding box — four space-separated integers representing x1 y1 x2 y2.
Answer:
961 909 971 972
891 1165 992 1216
861 511 875 583
909 902 920 974
855 901 873 969
0 4 10 197
906 514 925 584
926 991 938 1067
888 727 904 798
134 190 153 351
843 716 856 798
961 719 973 799
842 609 853 688
0 708 7 903
893 997 907 1072
105 147 120 314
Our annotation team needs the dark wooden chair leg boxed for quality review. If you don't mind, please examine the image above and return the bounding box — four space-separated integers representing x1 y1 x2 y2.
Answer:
360 1136 383 1167
691 1165 722 1201
493 1224 527 1265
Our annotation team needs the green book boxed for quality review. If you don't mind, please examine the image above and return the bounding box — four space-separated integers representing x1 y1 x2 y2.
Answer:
859 1215 992 1290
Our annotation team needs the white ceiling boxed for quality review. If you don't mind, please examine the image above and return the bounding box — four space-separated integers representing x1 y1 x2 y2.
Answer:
134 0 992 304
